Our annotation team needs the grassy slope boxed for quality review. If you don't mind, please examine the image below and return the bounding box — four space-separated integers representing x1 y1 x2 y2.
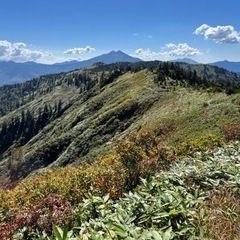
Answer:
134 87 240 144
1 67 240 183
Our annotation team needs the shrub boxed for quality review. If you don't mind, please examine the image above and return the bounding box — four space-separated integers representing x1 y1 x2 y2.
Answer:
0 167 92 213
0 194 74 239
116 138 145 189
174 134 224 157
116 132 175 188
85 153 127 199
139 145 175 177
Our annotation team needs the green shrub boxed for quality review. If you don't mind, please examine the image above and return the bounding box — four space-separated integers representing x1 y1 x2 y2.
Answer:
174 134 224 157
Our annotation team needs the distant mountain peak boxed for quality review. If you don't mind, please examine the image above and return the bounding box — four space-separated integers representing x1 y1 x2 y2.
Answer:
83 50 142 65
109 50 125 54
100 50 139 59
0 50 142 86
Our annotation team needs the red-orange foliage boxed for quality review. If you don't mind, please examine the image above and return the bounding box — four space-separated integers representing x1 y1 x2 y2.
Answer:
0 194 74 239
116 131 175 188
85 153 127 199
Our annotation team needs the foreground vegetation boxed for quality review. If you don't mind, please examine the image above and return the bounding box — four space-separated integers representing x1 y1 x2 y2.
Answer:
1 61 240 239
0 127 240 239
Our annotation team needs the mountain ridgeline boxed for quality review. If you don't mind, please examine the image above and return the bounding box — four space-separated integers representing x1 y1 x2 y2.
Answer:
0 51 141 86
0 60 240 185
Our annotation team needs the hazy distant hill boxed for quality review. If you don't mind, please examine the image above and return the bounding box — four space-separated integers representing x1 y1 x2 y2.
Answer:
1 51 240 87
0 61 53 86
0 51 141 86
172 58 198 64
209 60 240 73
172 58 240 73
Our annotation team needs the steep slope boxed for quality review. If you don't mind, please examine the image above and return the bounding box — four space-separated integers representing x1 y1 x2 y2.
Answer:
0 64 159 183
0 61 240 185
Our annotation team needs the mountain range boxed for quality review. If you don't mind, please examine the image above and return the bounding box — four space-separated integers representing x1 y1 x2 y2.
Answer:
1 51 240 86
0 51 141 86
173 58 240 73
208 60 240 73
172 58 198 64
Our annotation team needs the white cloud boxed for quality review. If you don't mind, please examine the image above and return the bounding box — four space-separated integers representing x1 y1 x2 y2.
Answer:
194 24 210 35
0 40 51 62
134 43 202 61
194 24 240 43
165 43 201 56
64 45 96 54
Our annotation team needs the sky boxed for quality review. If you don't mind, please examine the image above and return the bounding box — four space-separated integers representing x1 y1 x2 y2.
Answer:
0 0 240 64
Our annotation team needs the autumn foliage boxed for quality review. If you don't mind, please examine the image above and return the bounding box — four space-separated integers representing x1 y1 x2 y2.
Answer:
0 131 175 238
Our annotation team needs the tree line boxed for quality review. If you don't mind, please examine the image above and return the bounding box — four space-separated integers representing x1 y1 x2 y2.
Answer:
0 101 63 155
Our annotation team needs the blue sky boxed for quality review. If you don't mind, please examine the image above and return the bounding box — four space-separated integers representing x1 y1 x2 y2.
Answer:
0 0 240 64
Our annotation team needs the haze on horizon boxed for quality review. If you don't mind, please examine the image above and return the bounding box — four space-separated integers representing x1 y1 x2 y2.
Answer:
0 0 240 64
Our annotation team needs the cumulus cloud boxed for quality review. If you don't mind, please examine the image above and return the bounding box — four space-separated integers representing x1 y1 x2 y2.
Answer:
194 24 240 43
0 40 51 62
164 43 201 56
64 45 96 54
135 43 201 61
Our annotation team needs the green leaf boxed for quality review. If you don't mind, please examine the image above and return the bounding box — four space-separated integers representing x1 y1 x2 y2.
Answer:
62 225 69 240
163 227 173 240
151 230 163 240
169 209 177 215
103 194 110 203
53 225 63 240
112 223 128 238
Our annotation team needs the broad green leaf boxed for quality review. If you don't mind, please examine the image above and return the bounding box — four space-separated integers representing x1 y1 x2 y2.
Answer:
62 225 69 240
103 194 110 203
151 230 163 240
53 225 63 240
112 223 128 238
163 227 173 240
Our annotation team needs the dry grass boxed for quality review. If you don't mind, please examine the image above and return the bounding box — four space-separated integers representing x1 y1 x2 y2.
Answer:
204 187 240 240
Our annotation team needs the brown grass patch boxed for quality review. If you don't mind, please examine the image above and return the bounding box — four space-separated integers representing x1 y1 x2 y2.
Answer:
204 187 240 240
